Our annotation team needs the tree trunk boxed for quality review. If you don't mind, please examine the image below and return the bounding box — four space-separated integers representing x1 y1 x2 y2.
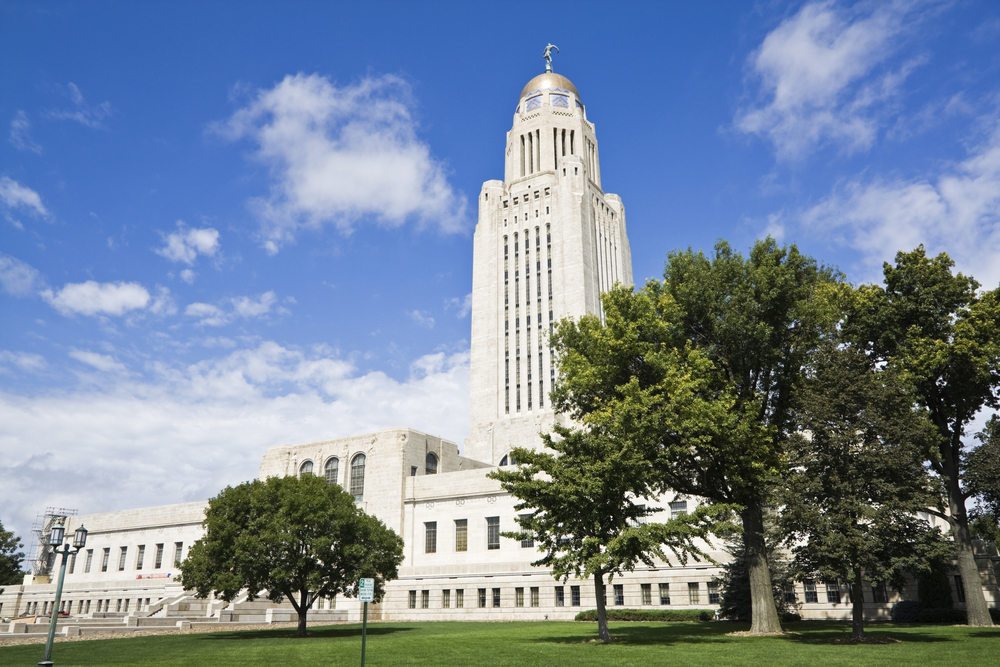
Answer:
288 589 310 637
593 570 611 642
741 503 782 634
944 467 995 627
851 567 865 641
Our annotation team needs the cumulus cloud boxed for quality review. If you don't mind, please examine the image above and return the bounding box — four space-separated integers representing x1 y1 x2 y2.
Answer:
0 351 46 373
10 110 42 154
69 349 127 373
180 269 196 284
796 122 1000 286
408 310 435 328
445 293 473 318
186 291 278 326
46 83 113 128
216 73 466 253
0 253 44 296
0 177 49 217
42 280 151 317
735 0 931 160
0 342 471 541
155 221 221 265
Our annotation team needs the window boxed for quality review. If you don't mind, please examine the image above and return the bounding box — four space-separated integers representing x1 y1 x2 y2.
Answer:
408 590 417 609
123 599 129 613
135 545 145 570
350 453 366 500
825 581 841 604
425 522 437 554
478 588 487 608
442 590 450 608
530 587 539 607
426 452 438 475
68 552 76 574
118 547 128 571
84 549 93 573
173 542 183 567
872 582 888 603
325 457 339 485
154 544 163 569
411 466 417 476
641 584 652 605
708 581 720 604
614 584 624 606
456 589 464 608
493 588 501 608
499 453 517 466
519 514 534 548
783 584 797 604
487 516 500 550
455 519 468 552
299 460 313 476
555 586 565 606
516 587 524 607
669 500 688 519
422 590 429 609
116 599 122 612
659 583 670 605
804 580 818 603
688 582 700 605
571 585 581 606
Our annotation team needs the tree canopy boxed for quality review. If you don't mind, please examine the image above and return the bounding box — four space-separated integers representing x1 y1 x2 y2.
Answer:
0 520 26 586
181 474 404 637
966 416 1000 544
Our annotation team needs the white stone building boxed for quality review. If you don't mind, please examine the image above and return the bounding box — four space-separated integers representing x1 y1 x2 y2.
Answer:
3 63 997 628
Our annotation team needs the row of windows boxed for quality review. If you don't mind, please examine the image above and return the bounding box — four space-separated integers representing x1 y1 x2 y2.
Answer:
518 129 577 178
20 596 161 617
298 453 368 500
781 579 939 605
405 582 719 609
68 542 184 575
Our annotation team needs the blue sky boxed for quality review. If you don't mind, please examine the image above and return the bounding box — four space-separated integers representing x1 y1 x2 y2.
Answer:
2 0 999 542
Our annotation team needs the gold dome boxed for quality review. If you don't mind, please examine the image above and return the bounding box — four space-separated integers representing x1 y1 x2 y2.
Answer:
519 72 579 100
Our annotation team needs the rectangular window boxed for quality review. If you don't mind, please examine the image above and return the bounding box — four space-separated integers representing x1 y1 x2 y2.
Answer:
954 575 966 603
411 466 417 477
555 586 565 607
688 582 700 605
571 585 581 607
515 587 524 607
68 552 76 574
154 544 163 569
456 589 464 608
487 516 500 550
492 588 501 608
659 583 670 605
425 522 437 554
85 600 91 614
408 590 416 609
116 599 122 612
825 581 841 604
708 581 720 605
872 582 888 603
84 549 93 573
478 588 487 608
530 587 539 607
669 500 688 519
442 589 450 608
421 590 429 609
519 514 534 548
123 599 129 613
783 583 797 604
173 542 183 567
135 545 145 570
614 584 624 606
118 547 128 571
101 548 110 571
455 519 468 552
804 580 818 603
641 584 652 605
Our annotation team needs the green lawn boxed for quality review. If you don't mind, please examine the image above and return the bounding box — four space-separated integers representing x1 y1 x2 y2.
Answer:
2 621 998 667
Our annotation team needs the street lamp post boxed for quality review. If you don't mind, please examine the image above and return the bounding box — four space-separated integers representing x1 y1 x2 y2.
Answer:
38 522 88 667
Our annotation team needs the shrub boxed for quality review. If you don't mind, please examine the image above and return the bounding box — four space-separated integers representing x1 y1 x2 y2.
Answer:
574 608 714 622
917 567 953 608
891 601 923 623
916 607 969 624
780 612 802 623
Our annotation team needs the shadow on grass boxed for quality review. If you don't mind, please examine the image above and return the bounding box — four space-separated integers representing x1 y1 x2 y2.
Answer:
197 625 414 642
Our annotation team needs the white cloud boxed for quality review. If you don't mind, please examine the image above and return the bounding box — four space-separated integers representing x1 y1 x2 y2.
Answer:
155 221 220 265
179 269 196 284
0 177 49 217
46 83 113 128
408 310 435 328
147 286 177 316
735 0 930 160
68 349 127 373
0 351 46 373
798 122 1000 286
216 73 466 253
0 253 43 296
0 342 471 541
42 280 151 317
9 110 42 154
232 291 277 318
185 291 277 326
445 293 473 318
185 302 228 327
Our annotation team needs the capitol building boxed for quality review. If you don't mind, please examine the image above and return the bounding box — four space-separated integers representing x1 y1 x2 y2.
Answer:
3 60 996 631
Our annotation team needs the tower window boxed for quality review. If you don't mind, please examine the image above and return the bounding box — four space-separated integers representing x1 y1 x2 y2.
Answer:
299 460 313 476
426 451 438 475
325 457 339 485
350 453 366 501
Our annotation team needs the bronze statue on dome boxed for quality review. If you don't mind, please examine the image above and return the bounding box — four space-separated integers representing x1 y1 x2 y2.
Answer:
543 44 559 73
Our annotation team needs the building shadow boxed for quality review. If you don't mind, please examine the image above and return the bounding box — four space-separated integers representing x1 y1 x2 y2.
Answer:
196 625 414 642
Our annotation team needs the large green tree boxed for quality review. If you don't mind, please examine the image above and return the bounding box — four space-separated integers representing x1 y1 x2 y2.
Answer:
551 238 843 634
0 520 26 586
781 343 951 640
181 474 404 637
845 247 1000 626
489 426 734 641
966 416 1000 544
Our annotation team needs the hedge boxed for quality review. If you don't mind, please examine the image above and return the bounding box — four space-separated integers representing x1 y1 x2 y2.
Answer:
890 601 1000 624
574 608 714 622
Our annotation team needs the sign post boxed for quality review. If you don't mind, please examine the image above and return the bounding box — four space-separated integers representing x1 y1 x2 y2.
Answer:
359 578 374 667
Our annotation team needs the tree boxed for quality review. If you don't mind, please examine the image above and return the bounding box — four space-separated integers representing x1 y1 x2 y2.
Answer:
551 238 843 634
0 520 26 586
845 246 1000 626
489 426 734 642
966 416 1000 544
181 474 404 637
780 342 951 640
716 512 798 622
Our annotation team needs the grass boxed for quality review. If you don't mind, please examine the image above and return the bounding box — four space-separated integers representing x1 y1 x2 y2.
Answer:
2 620 998 667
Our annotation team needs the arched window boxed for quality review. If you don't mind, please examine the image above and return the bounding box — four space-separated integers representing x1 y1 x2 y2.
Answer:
299 460 313 476
350 453 366 501
499 453 518 467
426 452 438 475
325 457 339 485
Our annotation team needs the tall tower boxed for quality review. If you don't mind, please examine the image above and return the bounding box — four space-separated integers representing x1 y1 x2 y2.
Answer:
466 64 633 465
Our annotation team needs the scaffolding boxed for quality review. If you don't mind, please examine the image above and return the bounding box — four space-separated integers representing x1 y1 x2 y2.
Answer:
28 507 78 577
